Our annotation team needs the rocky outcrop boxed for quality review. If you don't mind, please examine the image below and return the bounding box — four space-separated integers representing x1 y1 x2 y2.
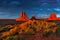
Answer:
48 13 60 20
30 14 36 20
16 11 29 21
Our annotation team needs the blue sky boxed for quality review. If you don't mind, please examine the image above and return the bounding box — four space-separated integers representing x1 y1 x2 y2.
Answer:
0 0 60 19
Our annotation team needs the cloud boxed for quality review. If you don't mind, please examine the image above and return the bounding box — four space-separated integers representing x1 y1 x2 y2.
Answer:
54 8 60 11
10 1 21 5
0 11 19 19
0 1 22 7
0 0 58 8
36 13 49 18
57 14 60 17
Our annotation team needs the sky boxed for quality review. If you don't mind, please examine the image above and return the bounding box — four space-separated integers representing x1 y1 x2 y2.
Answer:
0 0 60 19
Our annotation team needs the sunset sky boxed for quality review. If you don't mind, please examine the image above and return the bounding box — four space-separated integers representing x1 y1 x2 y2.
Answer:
0 0 60 18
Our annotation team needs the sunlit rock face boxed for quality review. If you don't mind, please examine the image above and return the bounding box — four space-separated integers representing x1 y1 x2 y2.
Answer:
16 11 29 21
16 12 60 21
48 13 60 20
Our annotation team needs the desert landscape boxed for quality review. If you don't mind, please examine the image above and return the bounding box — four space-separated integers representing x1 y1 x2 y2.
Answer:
0 12 60 40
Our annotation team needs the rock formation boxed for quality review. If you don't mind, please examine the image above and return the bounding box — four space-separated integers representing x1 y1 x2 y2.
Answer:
16 12 60 21
30 14 36 20
16 11 29 21
48 13 60 20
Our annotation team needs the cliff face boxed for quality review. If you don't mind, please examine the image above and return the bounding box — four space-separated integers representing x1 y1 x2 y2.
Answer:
16 12 29 21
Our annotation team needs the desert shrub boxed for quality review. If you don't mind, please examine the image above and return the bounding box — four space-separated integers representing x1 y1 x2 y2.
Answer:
10 35 18 40
42 30 53 37
56 27 60 36
19 35 25 40
24 29 35 35
2 36 10 40
2 35 19 40
24 31 33 35
29 26 36 32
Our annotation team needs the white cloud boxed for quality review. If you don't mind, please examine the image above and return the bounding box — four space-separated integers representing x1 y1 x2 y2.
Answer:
0 12 15 19
54 8 60 11
36 13 49 18
57 14 60 17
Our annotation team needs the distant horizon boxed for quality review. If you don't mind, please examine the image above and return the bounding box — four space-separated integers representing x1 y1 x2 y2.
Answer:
0 12 60 19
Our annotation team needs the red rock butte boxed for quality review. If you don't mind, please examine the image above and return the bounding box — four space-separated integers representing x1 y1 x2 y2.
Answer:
16 12 60 21
16 11 29 21
48 13 60 20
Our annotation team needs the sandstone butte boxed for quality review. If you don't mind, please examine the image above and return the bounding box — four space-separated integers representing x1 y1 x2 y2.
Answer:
48 13 60 20
16 11 29 21
16 11 60 21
